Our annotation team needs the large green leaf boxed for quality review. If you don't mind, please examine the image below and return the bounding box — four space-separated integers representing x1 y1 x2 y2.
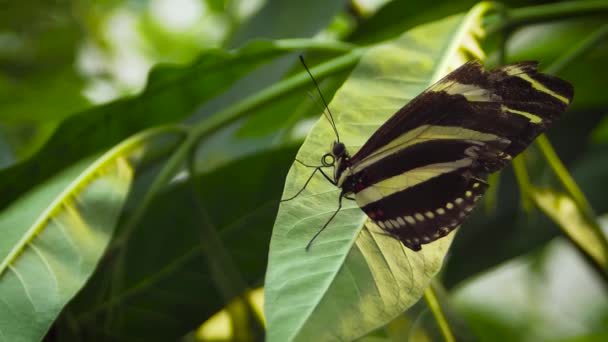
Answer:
0 128 181 341
0 40 297 210
264 4 494 341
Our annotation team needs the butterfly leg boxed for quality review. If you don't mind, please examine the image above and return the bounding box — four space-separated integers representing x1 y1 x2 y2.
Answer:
305 193 344 251
295 159 337 184
295 159 323 168
281 162 336 202
281 167 320 202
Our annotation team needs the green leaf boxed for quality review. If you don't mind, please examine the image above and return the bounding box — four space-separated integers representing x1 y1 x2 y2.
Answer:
0 40 295 210
264 4 494 341
227 0 348 47
557 332 608 342
531 188 608 268
0 127 181 341
348 0 478 44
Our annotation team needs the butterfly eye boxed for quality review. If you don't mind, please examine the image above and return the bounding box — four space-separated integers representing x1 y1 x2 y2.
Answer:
321 153 335 167
332 142 346 157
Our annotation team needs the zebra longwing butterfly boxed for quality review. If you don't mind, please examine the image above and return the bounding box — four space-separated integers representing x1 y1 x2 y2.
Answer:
288 58 573 251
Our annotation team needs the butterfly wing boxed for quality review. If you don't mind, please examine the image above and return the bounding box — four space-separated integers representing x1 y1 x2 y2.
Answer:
346 60 573 250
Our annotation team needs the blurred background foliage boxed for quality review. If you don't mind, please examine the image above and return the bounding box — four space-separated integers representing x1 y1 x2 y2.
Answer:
0 0 607 341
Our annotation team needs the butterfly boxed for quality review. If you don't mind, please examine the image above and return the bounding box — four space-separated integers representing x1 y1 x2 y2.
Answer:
287 58 574 251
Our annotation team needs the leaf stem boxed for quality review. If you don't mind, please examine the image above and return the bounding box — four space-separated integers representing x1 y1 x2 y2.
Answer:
536 135 608 266
534 23 608 270
114 48 363 247
486 0 608 35
105 50 363 317
187 148 264 336
511 154 533 211
424 285 455 342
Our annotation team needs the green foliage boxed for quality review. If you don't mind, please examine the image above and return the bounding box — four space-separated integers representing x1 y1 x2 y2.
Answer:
1 0 607 341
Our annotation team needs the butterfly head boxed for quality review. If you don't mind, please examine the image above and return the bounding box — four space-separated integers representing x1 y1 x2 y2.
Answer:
321 141 348 168
331 141 346 159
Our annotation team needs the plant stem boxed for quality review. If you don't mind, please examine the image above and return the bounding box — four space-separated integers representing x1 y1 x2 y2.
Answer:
536 135 608 264
486 0 608 35
276 38 357 53
424 285 455 342
512 154 533 211
104 47 363 321
115 48 363 247
535 23 608 270
187 149 264 337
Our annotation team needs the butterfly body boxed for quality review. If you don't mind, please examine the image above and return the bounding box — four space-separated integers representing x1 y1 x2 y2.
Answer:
319 60 573 251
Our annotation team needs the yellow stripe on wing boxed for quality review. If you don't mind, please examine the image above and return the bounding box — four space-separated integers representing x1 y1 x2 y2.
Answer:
352 125 502 174
430 80 500 102
355 158 472 207
504 65 570 104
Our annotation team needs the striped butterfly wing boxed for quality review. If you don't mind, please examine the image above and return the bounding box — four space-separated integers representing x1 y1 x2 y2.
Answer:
348 60 574 251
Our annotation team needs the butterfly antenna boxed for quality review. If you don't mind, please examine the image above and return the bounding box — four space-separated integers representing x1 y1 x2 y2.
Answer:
307 92 333 124
299 55 341 143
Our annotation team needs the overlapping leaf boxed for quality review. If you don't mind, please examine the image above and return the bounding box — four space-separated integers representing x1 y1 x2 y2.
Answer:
0 128 182 341
265 3 495 341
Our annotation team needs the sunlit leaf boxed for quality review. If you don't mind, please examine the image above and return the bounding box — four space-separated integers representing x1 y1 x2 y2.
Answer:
0 128 181 341
264 3 494 341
